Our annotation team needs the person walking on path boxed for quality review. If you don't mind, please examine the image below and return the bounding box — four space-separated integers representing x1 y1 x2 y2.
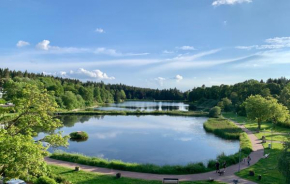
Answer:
247 156 251 166
215 161 220 173
222 161 226 171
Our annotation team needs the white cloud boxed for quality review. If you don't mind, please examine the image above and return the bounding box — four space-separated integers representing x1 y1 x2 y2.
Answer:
95 47 119 56
43 68 115 80
212 0 252 6
42 71 67 77
155 77 166 86
16 40 30 48
95 28 105 33
177 46 195 51
95 47 149 57
36 40 52 50
236 37 290 50
175 75 183 82
163 50 174 54
72 68 115 80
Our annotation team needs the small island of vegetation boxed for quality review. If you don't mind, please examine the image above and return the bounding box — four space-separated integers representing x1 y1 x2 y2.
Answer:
69 131 89 141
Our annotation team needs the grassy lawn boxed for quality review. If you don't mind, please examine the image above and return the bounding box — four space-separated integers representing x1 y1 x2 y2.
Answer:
235 143 284 184
223 112 290 142
49 165 225 184
222 112 289 184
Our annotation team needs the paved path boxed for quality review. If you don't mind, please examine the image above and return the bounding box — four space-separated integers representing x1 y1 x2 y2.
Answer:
46 121 264 184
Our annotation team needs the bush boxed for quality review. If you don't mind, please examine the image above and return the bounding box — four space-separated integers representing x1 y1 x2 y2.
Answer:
69 131 89 140
35 176 57 184
0 98 6 104
209 106 221 118
240 132 253 154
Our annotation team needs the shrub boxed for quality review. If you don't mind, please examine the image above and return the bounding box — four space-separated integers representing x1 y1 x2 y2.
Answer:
35 176 57 184
240 132 253 154
209 106 221 118
69 131 89 140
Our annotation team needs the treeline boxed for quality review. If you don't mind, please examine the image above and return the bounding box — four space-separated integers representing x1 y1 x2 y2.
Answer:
0 68 185 110
1 68 290 113
188 78 290 114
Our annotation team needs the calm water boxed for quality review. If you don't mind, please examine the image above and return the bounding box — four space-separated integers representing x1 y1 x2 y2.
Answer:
95 101 189 111
38 115 239 166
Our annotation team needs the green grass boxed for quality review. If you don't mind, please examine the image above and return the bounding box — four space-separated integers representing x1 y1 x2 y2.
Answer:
50 152 211 175
222 112 289 183
58 110 208 117
49 165 225 184
203 118 243 139
203 118 252 168
236 143 285 184
223 112 290 142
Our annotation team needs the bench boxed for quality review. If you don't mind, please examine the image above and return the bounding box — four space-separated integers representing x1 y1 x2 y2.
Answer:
208 177 215 182
264 153 270 158
218 170 225 176
162 178 179 184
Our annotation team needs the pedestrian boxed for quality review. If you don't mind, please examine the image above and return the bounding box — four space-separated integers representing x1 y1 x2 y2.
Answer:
223 161 226 171
215 161 220 173
247 156 251 166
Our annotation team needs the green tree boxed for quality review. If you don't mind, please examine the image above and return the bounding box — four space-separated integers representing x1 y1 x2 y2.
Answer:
244 95 272 130
280 83 290 110
218 97 232 112
0 84 69 178
268 97 289 126
120 90 126 100
209 106 221 118
61 91 79 110
261 88 271 97
278 136 290 184
93 87 103 103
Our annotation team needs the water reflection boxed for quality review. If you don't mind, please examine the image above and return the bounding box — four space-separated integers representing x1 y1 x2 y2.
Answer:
38 115 240 166
95 101 189 111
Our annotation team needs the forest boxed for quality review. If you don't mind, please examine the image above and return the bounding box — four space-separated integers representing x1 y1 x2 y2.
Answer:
1 68 290 114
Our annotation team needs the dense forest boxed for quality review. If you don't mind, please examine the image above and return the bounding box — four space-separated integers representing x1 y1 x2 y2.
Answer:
0 68 185 110
1 68 290 113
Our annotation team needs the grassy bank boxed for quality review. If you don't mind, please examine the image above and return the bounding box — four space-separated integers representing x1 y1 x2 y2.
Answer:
203 118 243 139
203 118 252 167
204 117 253 154
49 165 225 184
50 152 211 175
57 110 208 117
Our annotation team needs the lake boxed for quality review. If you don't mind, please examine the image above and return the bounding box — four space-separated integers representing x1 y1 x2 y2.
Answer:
38 115 239 166
95 101 189 111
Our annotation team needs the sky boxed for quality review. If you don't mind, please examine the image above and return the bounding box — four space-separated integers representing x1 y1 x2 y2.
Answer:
1 0 290 91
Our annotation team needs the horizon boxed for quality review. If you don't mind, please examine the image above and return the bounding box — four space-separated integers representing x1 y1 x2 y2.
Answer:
1 0 290 90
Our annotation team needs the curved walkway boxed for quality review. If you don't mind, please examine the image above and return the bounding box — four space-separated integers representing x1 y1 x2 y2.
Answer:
46 121 264 184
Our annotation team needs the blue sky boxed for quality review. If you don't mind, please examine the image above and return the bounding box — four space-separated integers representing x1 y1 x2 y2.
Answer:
1 0 290 90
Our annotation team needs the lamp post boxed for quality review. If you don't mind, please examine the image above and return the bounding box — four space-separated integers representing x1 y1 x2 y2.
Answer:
238 148 241 172
271 128 273 149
